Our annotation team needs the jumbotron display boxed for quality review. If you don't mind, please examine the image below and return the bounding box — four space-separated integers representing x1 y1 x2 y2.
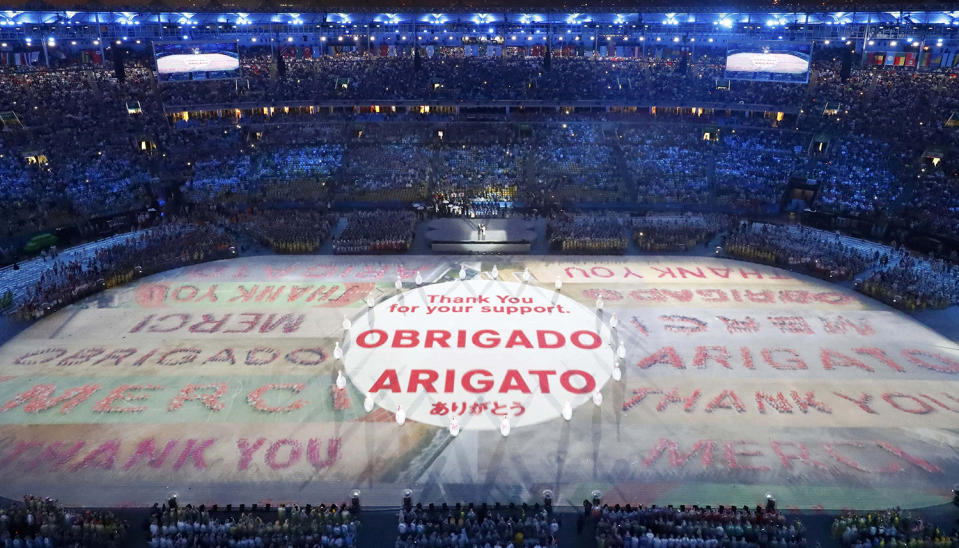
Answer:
0 256 957 509
154 41 240 82
725 42 812 83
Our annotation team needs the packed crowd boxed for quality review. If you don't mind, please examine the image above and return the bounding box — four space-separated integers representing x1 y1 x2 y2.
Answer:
0 495 127 547
831 509 959 547
2 54 958 239
17 221 234 319
332 210 418 254
592 503 806 548
185 144 343 202
632 215 729 251
160 54 805 107
723 222 883 281
859 255 959 310
231 208 334 253
1 52 958 295
395 502 559 548
0 65 163 240
148 500 359 547
547 213 630 254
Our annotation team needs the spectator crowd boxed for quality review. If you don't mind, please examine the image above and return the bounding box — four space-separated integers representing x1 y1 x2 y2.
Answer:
395 502 559 548
147 500 359 548
593 503 806 548
0 495 127 547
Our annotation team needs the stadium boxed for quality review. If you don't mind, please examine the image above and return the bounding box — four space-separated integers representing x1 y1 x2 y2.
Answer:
1 0 959 545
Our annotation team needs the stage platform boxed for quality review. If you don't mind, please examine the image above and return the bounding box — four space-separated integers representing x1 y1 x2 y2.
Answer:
0 255 957 510
425 218 535 253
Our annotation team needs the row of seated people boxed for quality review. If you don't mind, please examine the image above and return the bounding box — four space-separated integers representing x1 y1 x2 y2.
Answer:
593 503 805 548
332 210 418 254
229 208 334 254
148 499 359 548
722 222 883 281
858 255 959 310
831 509 959 547
16 221 235 320
0 495 127 548
395 502 559 548
632 215 732 251
547 214 727 254
721 222 959 308
547 213 631 254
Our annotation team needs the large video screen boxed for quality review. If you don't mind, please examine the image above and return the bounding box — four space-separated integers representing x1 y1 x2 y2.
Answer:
154 41 240 83
725 42 812 84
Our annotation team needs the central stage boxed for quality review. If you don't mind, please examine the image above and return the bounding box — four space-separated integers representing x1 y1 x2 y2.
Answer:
425 218 536 253
0 256 957 509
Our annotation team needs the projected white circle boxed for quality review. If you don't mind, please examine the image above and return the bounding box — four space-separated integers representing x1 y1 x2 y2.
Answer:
343 280 616 430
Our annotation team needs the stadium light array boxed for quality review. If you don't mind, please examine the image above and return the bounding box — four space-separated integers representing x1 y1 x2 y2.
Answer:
890 40 897 46
472 13 493 25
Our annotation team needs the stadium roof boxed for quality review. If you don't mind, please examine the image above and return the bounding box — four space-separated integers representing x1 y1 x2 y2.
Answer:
3 0 954 13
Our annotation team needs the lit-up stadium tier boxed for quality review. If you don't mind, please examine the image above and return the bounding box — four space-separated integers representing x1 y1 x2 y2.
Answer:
0 256 957 509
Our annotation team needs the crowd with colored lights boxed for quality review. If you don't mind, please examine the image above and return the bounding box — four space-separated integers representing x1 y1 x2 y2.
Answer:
0 52 958 315
1 55 957 237
394 502 560 548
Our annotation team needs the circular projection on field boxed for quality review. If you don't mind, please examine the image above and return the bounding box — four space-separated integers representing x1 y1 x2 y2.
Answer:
0 256 957 509
344 280 616 430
